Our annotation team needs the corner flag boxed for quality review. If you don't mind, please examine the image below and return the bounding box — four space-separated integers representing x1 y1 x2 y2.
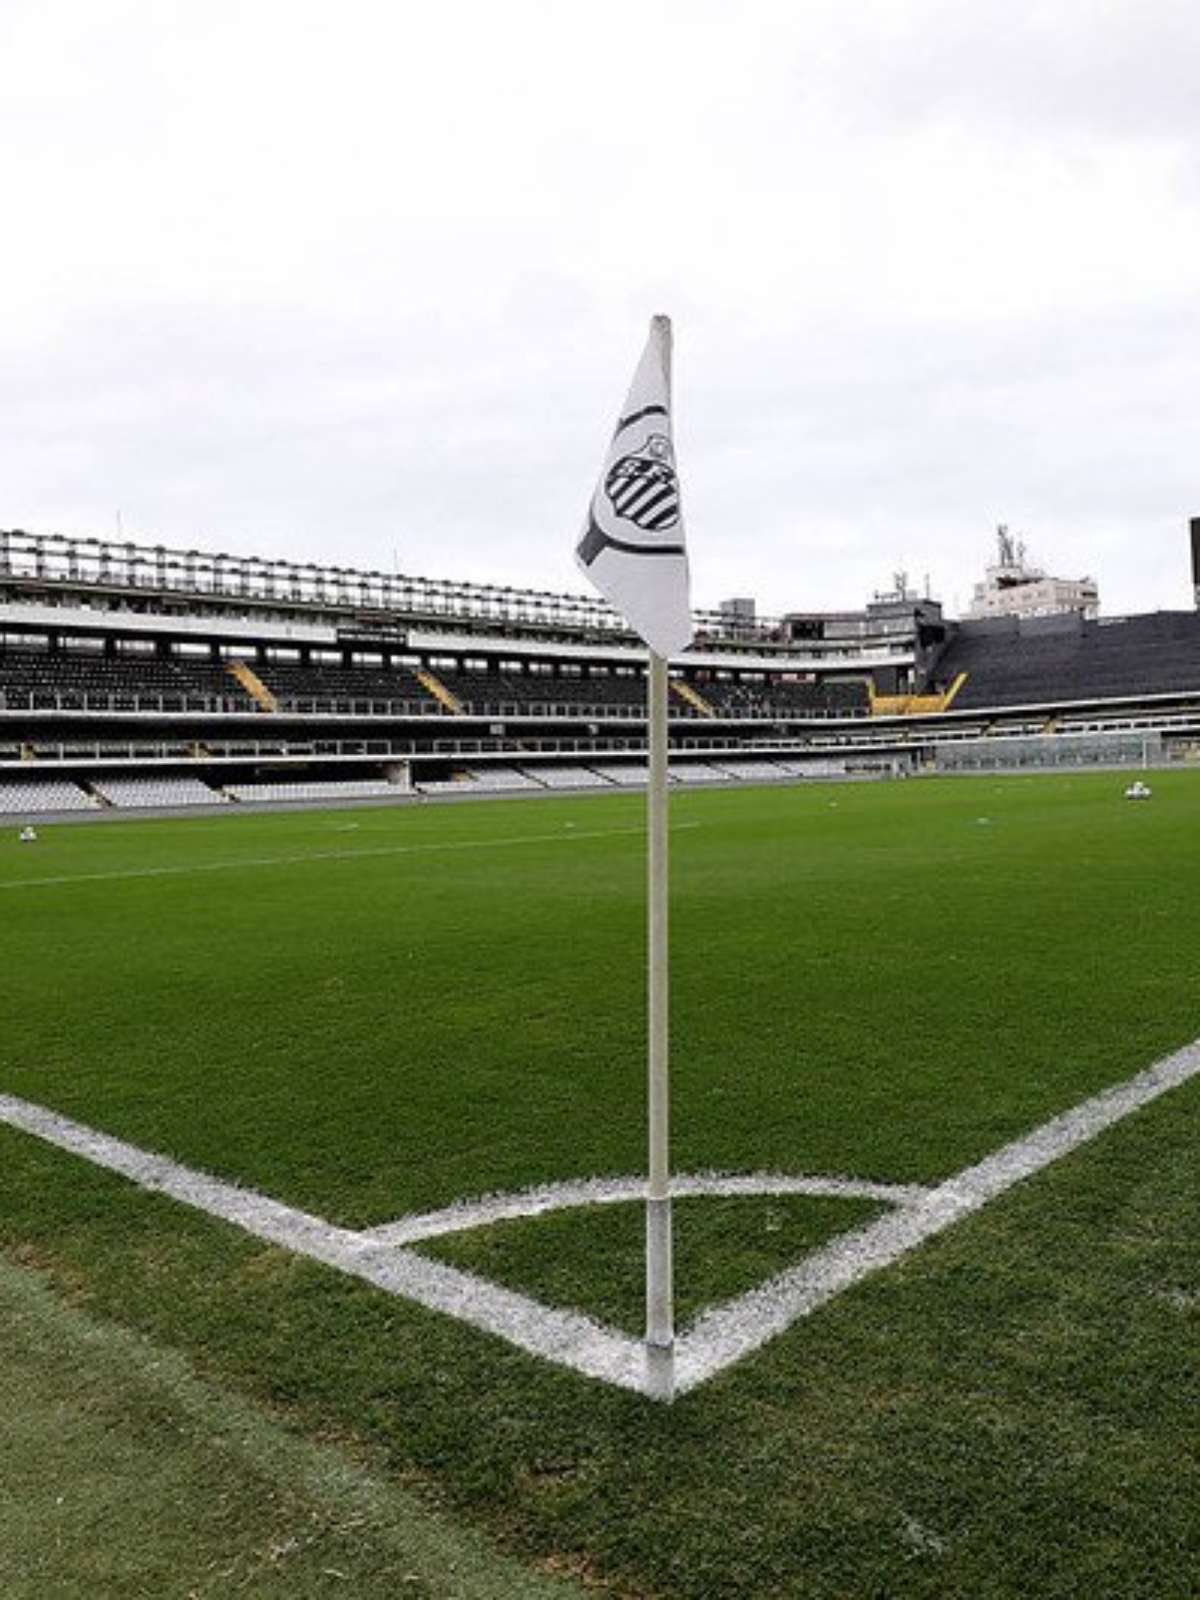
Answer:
575 317 692 1398
575 315 693 658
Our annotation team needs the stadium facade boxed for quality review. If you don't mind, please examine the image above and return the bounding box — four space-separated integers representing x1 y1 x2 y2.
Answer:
3 526 1200 817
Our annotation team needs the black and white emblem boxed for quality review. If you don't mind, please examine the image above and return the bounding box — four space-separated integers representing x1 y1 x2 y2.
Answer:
575 315 693 658
604 434 680 532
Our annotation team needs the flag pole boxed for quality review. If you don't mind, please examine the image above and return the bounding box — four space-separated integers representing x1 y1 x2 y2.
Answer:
646 647 674 1398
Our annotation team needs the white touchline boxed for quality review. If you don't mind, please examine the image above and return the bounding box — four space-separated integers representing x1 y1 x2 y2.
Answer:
0 821 701 893
1 1033 1197 1399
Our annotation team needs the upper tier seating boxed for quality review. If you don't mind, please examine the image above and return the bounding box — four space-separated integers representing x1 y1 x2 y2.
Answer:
432 669 650 717
0 779 99 814
932 612 1200 710
255 661 437 713
0 649 870 725
0 649 255 711
699 679 870 718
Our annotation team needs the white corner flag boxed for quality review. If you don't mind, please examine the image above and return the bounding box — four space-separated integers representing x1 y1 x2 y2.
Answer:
575 317 692 1400
575 315 693 658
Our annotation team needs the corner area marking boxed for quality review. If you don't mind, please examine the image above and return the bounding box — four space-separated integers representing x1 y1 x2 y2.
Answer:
360 1172 929 1249
0 1092 647 1394
1 1035 1198 1399
673 1036 1200 1392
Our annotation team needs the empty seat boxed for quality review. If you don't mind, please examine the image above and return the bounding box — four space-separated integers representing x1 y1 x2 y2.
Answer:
0 780 100 814
225 779 401 803
93 776 225 808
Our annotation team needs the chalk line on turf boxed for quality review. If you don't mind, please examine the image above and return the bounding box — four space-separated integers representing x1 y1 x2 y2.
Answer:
1 1034 1198 1398
359 1171 930 1249
0 820 701 893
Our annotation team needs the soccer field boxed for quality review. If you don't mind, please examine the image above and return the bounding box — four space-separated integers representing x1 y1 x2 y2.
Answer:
2 774 1198 1597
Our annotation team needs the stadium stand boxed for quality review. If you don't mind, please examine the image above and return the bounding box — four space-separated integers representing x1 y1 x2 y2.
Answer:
418 774 477 794
930 612 1200 709
699 679 871 718
460 765 545 791
670 763 732 782
713 759 787 781
254 660 438 713
591 763 653 786
0 647 255 711
773 757 852 779
93 776 226 808
431 669 650 717
225 779 402 803
522 765 615 789
6 528 1200 804
0 778 99 813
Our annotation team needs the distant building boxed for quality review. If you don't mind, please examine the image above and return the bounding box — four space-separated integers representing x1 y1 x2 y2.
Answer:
717 596 758 640
780 574 946 697
967 526 1098 620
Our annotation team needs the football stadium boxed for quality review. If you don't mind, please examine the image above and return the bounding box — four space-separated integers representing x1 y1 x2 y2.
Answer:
2 519 1198 1598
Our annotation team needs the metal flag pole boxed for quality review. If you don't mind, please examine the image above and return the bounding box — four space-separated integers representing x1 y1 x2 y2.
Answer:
571 313 688 1401
645 647 674 1399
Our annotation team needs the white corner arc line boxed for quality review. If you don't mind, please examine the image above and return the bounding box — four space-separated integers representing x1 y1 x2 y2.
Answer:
360 1172 930 1249
1 1035 1198 1399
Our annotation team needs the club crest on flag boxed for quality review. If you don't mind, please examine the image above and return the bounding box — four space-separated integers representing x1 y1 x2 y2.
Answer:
604 434 680 532
575 316 693 660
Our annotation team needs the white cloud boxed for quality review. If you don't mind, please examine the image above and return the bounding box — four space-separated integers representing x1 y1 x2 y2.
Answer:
1 0 1198 619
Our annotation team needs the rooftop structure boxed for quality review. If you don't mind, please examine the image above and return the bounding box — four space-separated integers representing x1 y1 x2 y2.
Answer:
967 526 1098 621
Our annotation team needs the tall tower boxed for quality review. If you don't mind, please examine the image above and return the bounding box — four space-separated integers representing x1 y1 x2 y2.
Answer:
1191 517 1200 609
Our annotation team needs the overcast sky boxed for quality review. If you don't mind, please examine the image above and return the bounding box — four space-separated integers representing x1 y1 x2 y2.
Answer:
3 1 1198 619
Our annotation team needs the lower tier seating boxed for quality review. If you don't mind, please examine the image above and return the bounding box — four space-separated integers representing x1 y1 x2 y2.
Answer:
590 764 653 785
459 765 545 791
522 765 614 788
225 779 402 803
671 763 732 782
713 759 788 780
93 776 226 808
0 779 99 814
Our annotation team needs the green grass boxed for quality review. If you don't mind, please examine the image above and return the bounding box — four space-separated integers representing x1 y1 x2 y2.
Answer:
418 1193 883 1335
0 1253 582 1600
2 773 1198 1597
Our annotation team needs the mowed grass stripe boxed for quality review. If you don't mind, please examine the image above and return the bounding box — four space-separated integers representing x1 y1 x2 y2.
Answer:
0 1254 583 1599
3 776 1200 1226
